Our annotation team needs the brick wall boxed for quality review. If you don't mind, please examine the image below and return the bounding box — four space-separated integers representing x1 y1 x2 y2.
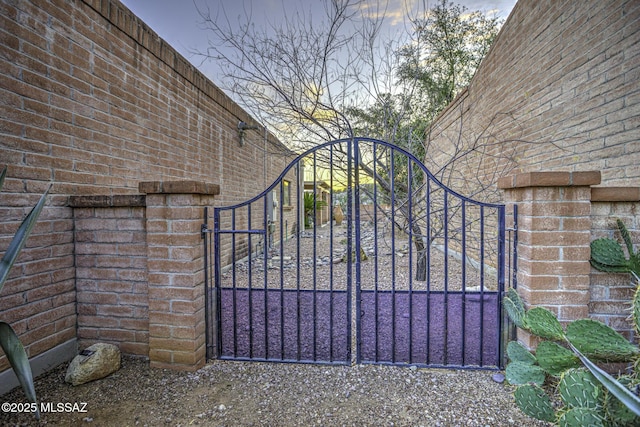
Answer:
70 195 149 356
426 0 639 198
0 0 296 381
427 0 640 347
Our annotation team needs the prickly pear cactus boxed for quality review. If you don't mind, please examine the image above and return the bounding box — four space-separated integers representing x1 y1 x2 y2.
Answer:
504 287 525 329
506 361 546 386
507 341 537 365
558 369 602 409
591 237 628 272
565 319 640 362
505 219 640 426
535 341 580 376
513 384 556 422
523 306 565 341
557 408 604 427
590 219 640 277
605 375 640 426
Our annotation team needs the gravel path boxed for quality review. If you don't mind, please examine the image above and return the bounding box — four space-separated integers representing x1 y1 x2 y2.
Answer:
1 355 551 426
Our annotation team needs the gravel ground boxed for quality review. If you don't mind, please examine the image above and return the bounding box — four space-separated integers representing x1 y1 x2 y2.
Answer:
1 355 551 427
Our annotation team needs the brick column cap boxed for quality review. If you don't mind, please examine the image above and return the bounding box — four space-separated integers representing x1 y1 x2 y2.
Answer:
68 194 146 208
139 180 220 195
591 187 640 202
497 171 601 189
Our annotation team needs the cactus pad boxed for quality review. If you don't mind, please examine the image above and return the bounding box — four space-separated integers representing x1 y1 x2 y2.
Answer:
557 408 604 427
506 361 546 386
566 319 640 362
591 237 628 271
535 341 580 376
507 341 537 365
523 307 565 341
559 368 602 409
504 288 525 328
513 384 556 422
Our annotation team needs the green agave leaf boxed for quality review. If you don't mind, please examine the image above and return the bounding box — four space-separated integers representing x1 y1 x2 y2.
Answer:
504 288 525 328
513 384 556 422
505 361 546 386
634 282 640 335
0 184 50 292
559 368 602 409
557 407 604 427
0 166 6 192
566 319 639 362
507 341 536 365
523 307 565 340
0 322 39 418
568 342 640 417
535 341 580 376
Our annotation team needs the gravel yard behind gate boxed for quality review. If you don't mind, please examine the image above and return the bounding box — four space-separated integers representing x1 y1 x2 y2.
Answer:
1 355 551 426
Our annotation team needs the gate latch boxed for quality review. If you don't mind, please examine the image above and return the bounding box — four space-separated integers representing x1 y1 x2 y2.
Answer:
201 223 211 239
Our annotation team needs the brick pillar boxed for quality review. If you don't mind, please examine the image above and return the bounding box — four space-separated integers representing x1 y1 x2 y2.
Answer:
139 181 219 370
498 171 601 347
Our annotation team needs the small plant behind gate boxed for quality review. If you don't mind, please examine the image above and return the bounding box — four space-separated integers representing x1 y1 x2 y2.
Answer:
504 219 640 426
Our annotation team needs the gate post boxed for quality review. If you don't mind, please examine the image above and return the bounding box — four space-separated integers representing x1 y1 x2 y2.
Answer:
498 171 600 348
139 180 219 370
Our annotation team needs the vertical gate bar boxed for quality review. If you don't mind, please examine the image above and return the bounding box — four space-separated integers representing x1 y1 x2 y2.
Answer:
262 197 269 360
390 149 396 364
373 142 379 362
312 151 318 361
461 200 466 366
347 139 353 363
479 206 486 366
279 181 285 360
425 179 431 365
354 139 362 365
203 207 210 359
296 162 302 361
203 207 210 358
247 205 254 358
443 192 449 365
407 158 414 364
214 207 223 359
232 210 238 357
497 205 506 368
329 144 334 362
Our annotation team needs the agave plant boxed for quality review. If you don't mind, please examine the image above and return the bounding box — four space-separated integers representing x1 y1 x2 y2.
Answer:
303 192 328 229
0 166 50 420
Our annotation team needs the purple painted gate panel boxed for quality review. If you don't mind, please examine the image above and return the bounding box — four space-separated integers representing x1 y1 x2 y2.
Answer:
359 291 500 366
219 288 350 363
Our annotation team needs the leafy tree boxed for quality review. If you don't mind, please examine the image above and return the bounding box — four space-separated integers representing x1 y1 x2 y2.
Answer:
196 0 504 280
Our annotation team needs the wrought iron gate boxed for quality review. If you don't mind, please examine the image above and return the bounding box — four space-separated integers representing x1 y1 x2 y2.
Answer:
203 138 516 369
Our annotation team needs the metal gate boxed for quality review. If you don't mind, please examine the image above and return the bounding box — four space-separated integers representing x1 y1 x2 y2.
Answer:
203 138 516 369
